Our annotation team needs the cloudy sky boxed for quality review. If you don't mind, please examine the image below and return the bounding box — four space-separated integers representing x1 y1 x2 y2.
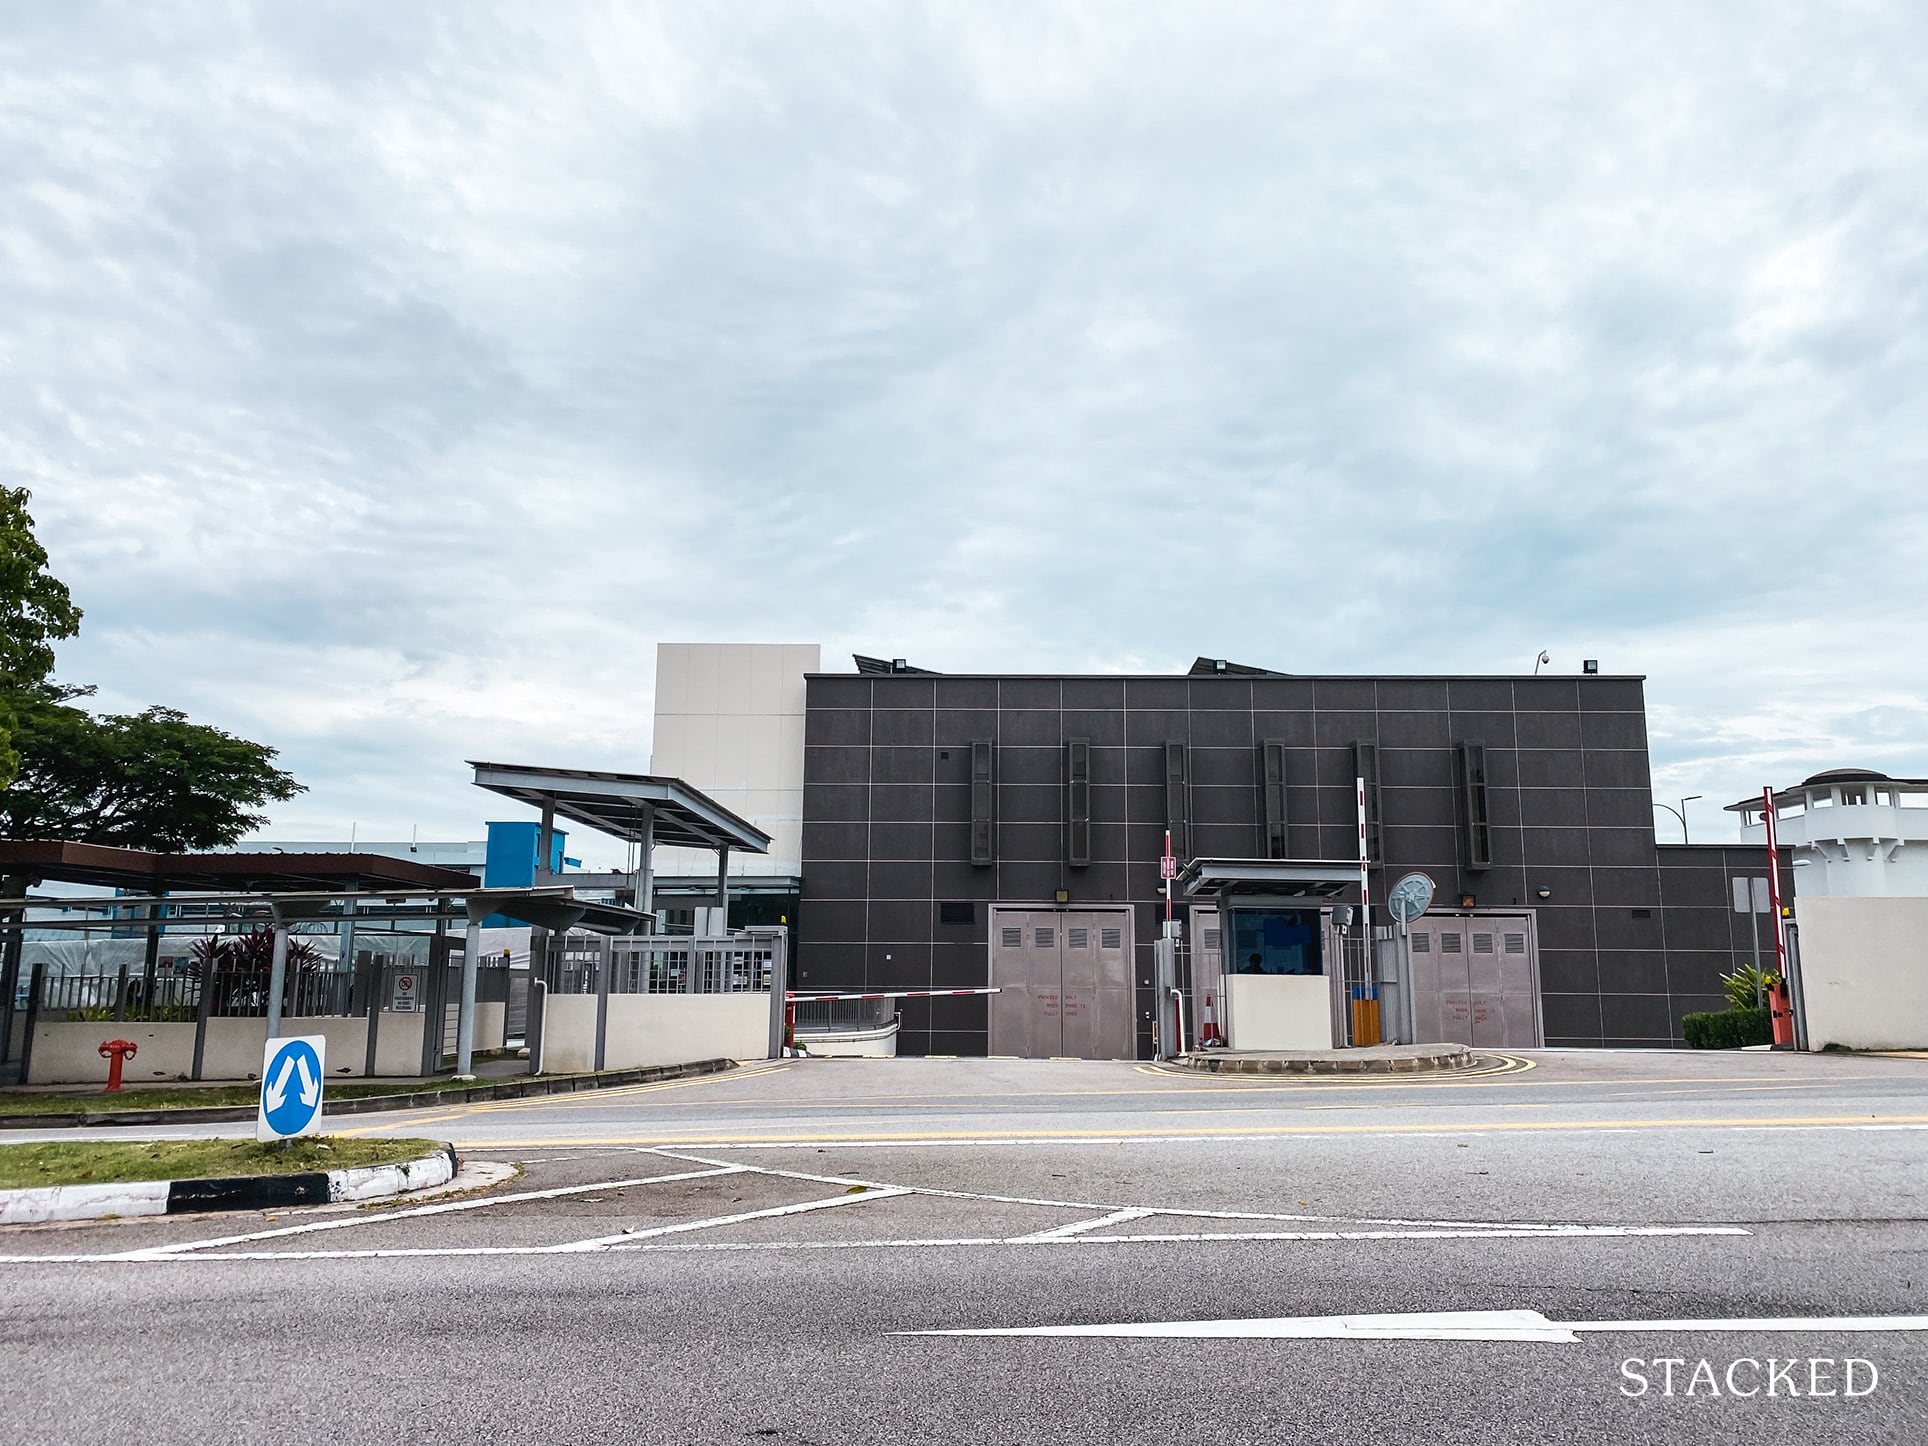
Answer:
6 2 1925 860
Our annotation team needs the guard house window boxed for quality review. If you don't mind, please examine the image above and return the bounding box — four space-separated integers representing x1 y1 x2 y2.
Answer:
970 741 995 867
1353 742 1381 862
1229 908 1323 976
1165 742 1190 863
1065 738 1091 868
1261 740 1290 859
1456 741 1493 871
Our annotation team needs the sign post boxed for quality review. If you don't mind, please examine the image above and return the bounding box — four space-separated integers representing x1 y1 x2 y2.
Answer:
256 1034 326 1144
1387 873 1435 1046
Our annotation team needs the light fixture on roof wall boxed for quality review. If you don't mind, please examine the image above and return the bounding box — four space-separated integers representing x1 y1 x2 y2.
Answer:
1583 659 1599 675
1533 651 1550 675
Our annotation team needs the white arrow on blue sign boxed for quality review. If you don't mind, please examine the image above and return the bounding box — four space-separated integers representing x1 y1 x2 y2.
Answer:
256 1034 327 1143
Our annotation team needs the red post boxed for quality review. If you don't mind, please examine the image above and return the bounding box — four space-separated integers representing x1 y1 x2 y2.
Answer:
97 1038 138 1093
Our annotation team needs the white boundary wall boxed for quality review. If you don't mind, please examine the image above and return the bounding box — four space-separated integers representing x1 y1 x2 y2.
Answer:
1795 897 1928 1050
539 993 770 1074
27 1014 428 1085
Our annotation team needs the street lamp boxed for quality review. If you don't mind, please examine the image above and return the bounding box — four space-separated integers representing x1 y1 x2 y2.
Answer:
1653 794 1703 844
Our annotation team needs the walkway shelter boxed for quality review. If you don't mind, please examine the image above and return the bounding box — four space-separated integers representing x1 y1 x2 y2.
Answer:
0 840 691 1084
468 761 773 929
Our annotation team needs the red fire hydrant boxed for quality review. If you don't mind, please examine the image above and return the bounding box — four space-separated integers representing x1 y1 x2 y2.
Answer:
98 1038 138 1093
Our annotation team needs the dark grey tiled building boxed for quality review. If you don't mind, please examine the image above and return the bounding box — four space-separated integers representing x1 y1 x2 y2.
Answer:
795 664 1781 1056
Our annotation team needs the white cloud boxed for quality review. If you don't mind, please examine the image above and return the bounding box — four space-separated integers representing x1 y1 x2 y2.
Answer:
3 0 1923 848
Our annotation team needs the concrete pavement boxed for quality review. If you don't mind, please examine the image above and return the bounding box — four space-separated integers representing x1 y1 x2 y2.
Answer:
4 1049 1927 1443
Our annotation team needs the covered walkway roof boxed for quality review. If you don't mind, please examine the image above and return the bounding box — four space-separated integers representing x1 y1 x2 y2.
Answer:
467 762 771 853
0 839 478 893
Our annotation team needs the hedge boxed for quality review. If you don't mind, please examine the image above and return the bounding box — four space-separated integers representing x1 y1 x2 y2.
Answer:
1682 1006 1773 1049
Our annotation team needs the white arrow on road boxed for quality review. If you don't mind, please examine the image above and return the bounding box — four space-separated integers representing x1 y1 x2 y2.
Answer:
903 1310 1928 1344
262 1056 296 1113
295 1054 321 1108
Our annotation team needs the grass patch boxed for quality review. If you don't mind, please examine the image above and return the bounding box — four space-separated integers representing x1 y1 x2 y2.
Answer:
0 1075 508 1116
0 1136 443 1190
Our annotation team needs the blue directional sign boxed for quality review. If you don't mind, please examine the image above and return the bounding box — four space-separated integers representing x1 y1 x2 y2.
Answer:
256 1034 327 1143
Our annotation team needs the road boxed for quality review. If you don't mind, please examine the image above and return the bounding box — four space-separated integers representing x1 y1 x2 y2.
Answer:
5 1049 1928 1444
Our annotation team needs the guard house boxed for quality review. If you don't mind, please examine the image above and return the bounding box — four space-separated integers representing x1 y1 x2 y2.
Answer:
1175 859 1377 1052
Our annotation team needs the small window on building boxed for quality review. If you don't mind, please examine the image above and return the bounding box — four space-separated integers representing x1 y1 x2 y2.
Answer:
939 901 975 927
1068 927 1089 949
1441 933 1463 953
1504 933 1527 955
1034 927 1055 949
1841 787 1865 805
1411 934 1431 954
1473 933 1495 954
1204 928 1221 951
1100 926 1123 950
1000 927 1023 949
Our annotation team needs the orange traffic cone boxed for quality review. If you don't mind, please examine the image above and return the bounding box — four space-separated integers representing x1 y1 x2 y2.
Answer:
1200 992 1225 1047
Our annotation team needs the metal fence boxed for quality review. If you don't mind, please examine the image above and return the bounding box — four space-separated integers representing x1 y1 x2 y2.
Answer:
24 935 439 1023
537 930 785 998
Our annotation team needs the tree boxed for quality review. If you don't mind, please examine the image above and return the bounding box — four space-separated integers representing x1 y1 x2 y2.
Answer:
0 487 303 855
0 686 303 851
0 486 83 788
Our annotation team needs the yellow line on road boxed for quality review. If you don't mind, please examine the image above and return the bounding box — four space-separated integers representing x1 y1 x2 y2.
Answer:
444 1113 1928 1149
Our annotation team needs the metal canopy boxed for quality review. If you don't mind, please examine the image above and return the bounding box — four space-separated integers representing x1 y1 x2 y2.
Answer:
467 762 772 853
5 885 654 937
0 840 477 893
1179 858 1363 901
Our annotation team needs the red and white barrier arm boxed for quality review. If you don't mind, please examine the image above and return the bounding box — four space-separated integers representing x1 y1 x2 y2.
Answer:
785 987 1003 1003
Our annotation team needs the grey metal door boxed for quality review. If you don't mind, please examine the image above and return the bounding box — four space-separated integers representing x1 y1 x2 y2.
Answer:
1408 914 1542 1049
1188 908 1222 1046
990 908 1134 1059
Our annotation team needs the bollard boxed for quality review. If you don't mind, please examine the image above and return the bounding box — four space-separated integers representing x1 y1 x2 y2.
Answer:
98 1038 139 1093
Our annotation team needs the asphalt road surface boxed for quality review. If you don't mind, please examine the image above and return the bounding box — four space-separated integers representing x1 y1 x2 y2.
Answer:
6 1049 1928 1445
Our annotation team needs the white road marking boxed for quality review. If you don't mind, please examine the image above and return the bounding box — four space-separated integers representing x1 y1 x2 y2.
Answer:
1010 1209 1155 1242
0 1146 1751 1266
645 1146 1714 1234
903 1309 1928 1343
0 1221 1748 1265
544 1187 910 1252
104 1165 750 1260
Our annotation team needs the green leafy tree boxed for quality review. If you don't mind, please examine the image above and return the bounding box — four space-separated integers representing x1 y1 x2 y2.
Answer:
0 686 303 850
0 487 303 861
0 486 83 787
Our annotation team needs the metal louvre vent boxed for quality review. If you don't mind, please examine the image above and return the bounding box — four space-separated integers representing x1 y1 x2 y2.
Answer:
1100 927 1123 950
1000 927 1023 949
1440 933 1463 953
1068 927 1089 949
971 741 996 867
1204 928 1221 951
1411 934 1431 953
1457 740 1492 870
1473 933 1495 954
1261 740 1289 858
1034 928 1055 948
1066 738 1090 868
1504 933 1527 955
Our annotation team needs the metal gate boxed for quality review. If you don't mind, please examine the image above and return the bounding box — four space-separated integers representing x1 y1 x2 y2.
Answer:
1407 913 1543 1048
988 907 1134 1059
